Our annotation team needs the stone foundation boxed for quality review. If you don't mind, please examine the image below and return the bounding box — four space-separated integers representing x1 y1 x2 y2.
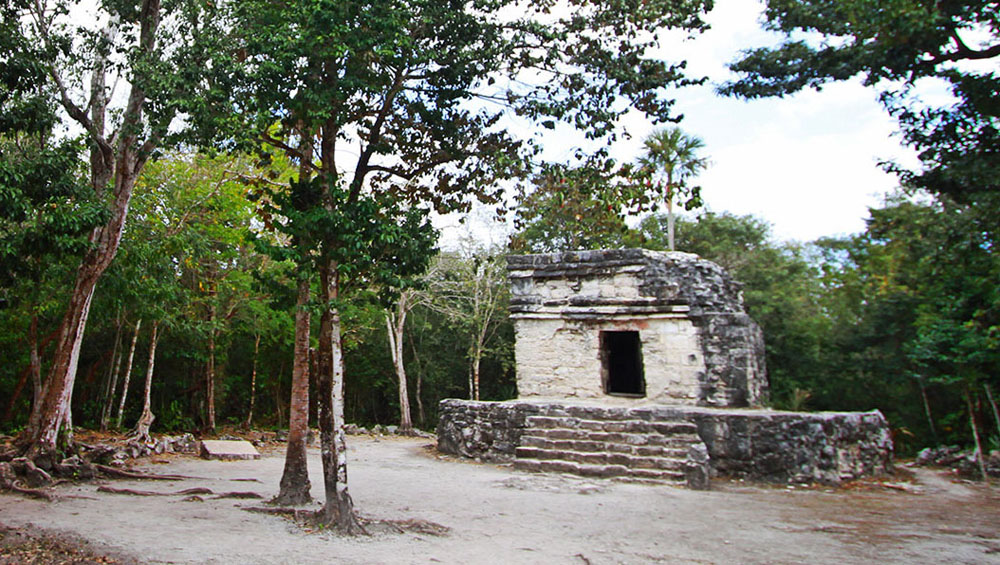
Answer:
436 399 893 484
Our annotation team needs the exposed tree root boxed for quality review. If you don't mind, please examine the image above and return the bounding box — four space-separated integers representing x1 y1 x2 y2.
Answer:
242 506 448 537
213 491 264 499
92 464 199 481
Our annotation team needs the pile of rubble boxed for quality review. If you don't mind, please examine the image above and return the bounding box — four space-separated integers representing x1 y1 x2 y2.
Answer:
914 445 1000 478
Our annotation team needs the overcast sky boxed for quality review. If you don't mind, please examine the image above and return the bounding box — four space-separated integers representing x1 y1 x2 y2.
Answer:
442 0 925 248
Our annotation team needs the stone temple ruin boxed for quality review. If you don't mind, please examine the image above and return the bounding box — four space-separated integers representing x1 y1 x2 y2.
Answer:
508 249 767 407
438 249 893 488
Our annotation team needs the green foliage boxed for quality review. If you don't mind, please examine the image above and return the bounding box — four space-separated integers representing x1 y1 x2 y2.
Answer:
511 163 633 252
720 0 1000 202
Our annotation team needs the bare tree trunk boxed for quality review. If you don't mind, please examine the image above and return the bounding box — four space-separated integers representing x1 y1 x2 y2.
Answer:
385 295 412 433
22 272 99 457
918 377 937 442
26 314 44 433
309 347 319 428
985 383 1000 437
275 276 313 505
409 336 425 427
966 389 988 481
100 311 125 431
666 186 676 252
116 318 143 429
472 347 482 401
317 263 363 533
130 320 160 444
205 303 217 433
243 333 261 430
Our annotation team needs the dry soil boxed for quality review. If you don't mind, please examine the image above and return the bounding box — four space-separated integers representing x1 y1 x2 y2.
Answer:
1 435 998 564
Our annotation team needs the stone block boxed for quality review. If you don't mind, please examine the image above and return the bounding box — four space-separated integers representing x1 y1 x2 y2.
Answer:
199 440 260 461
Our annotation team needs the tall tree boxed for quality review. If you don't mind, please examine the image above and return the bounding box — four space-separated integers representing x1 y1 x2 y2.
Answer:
636 127 709 251
226 0 713 529
7 0 227 460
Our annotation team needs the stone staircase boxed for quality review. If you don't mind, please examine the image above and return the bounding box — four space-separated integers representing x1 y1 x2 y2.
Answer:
513 412 710 488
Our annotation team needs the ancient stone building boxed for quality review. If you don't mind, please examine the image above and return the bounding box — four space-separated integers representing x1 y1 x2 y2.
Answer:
508 249 767 407
437 249 893 487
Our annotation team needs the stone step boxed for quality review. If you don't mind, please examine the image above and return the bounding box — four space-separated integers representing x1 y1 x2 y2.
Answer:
519 436 689 458
525 415 697 435
520 428 702 447
513 458 687 484
515 446 687 471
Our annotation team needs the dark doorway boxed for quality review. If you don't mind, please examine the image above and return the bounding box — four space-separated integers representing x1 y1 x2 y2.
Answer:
601 331 645 396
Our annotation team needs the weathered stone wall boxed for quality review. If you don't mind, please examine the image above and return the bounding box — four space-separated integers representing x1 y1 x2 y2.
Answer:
436 399 542 462
508 249 768 407
514 316 705 402
685 408 894 484
436 400 894 484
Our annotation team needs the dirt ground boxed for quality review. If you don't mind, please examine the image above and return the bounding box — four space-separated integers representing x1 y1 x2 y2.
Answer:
1 435 998 564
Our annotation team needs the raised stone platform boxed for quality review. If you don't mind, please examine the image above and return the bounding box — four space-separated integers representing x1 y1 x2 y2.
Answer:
437 399 893 485
199 440 261 461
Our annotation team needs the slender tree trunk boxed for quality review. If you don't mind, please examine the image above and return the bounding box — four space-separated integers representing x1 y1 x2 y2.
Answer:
666 185 676 252
243 333 261 430
205 303 217 433
309 347 319 428
409 336 425 427
385 296 412 433
985 383 1000 437
472 347 483 401
966 389 988 481
275 276 313 505
131 320 160 444
100 311 124 431
318 263 363 532
918 378 938 442
26 314 44 433
116 318 142 429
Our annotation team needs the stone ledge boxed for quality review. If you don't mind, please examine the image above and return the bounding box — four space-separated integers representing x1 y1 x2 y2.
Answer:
437 399 893 484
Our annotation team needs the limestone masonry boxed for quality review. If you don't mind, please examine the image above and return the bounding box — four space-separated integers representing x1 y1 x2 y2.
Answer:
508 249 767 406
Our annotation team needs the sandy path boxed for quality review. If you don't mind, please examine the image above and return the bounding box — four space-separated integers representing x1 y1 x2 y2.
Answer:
1 436 998 564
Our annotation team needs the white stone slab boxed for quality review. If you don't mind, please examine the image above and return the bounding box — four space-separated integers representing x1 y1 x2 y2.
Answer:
199 440 260 460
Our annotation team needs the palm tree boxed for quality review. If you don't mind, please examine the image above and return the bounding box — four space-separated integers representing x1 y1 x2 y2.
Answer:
638 127 709 251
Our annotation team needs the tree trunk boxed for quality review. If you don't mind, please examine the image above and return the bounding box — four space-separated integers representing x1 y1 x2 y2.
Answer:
309 347 319 428
918 377 937 442
985 383 1000 437
385 295 412 433
100 311 125 431
26 314 44 433
317 263 363 533
205 303 217 433
966 389 988 481
274 276 313 506
131 320 160 444
243 333 261 430
409 336 425 428
21 269 100 458
116 318 143 429
666 185 676 252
